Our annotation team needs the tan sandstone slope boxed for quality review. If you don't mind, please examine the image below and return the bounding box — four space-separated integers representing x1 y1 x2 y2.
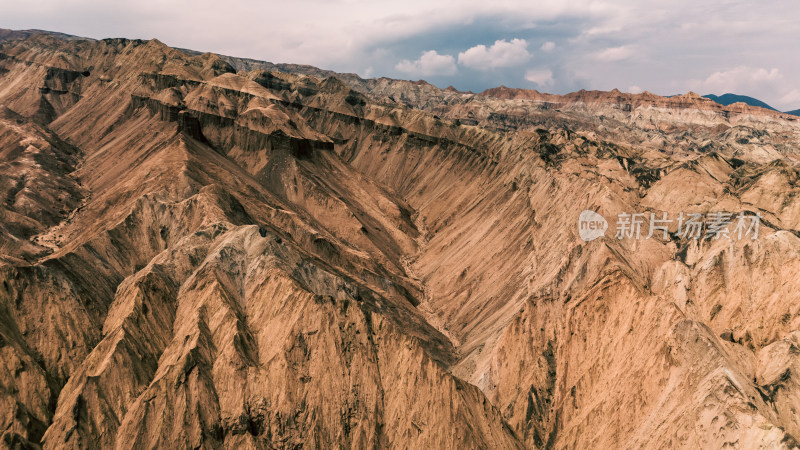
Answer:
1 30 800 449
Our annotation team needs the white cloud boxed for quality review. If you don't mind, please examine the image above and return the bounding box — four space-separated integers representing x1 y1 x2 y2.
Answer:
697 66 782 93
458 39 531 70
583 25 622 36
540 41 556 52
594 45 636 62
395 50 457 76
627 85 643 94
780 89 800 108
525 69 554 87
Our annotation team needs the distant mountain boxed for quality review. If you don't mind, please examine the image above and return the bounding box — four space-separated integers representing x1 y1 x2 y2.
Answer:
0 28 85 42
703 93 800 116
703 93 778 111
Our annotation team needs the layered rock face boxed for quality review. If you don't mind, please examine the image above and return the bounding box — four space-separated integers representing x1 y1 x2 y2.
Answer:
1 30 800 449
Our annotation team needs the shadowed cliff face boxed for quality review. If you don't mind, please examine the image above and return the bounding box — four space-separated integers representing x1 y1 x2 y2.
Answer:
1 30 800 449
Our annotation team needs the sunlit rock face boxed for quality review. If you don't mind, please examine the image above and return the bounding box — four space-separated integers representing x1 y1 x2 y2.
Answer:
1 29 800 449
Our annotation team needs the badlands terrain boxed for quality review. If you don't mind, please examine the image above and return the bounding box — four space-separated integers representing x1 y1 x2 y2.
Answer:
1 29 800 449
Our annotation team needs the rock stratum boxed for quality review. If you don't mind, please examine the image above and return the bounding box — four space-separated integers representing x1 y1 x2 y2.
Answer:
1 30 800 449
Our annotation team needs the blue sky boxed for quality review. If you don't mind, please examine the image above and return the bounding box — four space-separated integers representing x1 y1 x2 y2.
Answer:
2 0 799 110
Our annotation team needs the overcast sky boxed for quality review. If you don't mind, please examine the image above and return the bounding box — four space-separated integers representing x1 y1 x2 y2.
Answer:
3 0 799 110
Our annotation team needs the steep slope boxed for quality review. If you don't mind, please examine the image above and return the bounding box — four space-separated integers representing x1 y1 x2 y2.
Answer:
1 29 800 449
0 33 519 449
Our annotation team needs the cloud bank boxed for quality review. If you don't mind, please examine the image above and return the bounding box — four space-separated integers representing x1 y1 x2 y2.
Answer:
458 39 531 70
396 50 457 76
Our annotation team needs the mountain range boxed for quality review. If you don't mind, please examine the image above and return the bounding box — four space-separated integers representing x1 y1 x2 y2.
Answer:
2 29 800 449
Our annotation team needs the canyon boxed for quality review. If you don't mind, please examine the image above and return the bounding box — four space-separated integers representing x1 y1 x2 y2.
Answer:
1 30 800 449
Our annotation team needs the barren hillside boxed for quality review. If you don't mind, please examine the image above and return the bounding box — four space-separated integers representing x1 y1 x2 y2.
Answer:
1 30 800 449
